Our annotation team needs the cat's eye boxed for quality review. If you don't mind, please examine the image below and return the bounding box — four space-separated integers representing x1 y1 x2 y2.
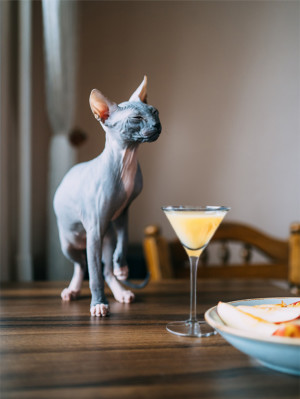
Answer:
131 116 144 121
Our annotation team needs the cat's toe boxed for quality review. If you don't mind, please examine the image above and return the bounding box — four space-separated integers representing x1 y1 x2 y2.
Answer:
61 288 80 301
90 303 109 317
123 290 135 303
113 288 135 304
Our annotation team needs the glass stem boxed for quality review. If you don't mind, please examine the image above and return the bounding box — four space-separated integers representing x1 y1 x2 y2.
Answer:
189 255 200 323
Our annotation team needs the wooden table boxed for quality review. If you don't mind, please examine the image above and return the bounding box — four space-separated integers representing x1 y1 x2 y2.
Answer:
0 279 299 399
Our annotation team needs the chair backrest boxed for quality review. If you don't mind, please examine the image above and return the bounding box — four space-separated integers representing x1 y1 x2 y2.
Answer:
143 222 300 285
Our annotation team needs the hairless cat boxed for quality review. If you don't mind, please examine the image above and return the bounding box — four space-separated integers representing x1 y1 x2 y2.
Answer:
54 76 161 316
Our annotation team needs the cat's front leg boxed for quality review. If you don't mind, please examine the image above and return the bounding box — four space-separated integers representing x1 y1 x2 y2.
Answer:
102 225 134 304
86 228 109 316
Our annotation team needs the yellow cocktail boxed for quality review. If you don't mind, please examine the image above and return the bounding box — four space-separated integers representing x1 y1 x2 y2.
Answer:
162 206 230 337
164 211 225 257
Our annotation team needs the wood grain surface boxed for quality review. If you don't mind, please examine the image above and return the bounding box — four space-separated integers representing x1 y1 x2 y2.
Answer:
0 280 299 399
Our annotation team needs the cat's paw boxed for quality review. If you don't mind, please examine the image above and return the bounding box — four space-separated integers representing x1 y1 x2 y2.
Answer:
114 265 129 281
115 289 135 304
90 303 109 317
61 288 80 301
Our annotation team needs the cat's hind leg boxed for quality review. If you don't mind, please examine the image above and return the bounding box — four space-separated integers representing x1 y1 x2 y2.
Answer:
59 232 87 301
61 260 86 301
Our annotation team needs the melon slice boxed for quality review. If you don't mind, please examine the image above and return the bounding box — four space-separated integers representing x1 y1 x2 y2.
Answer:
217 302 278 336
236 304 300 324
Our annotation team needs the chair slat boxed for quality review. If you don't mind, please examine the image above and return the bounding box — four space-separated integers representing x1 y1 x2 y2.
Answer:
143 221 300 286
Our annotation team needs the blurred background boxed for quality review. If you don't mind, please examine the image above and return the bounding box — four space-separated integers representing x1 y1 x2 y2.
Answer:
0 0 299 282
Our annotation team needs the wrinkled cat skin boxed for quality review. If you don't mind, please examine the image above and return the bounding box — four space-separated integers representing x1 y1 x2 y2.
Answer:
54 76 161 316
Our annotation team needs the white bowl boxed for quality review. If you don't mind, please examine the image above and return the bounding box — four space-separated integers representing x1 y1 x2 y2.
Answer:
205 297 300 375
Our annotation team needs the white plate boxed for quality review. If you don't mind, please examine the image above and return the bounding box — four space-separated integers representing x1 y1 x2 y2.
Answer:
205 297 300 375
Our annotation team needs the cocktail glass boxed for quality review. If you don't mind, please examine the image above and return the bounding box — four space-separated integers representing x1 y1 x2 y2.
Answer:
162 206 230 337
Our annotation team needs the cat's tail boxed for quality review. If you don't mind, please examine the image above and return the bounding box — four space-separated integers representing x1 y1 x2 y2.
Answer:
121 272 151 289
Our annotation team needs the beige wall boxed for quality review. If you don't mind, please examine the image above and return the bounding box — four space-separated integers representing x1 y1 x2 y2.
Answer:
74 1 299 243
8 0 297 280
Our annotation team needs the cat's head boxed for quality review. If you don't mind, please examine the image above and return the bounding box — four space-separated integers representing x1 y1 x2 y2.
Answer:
89 76 161 145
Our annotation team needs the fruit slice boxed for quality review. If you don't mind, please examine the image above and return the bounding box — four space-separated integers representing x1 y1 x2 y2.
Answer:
289 300 300 306
237 304 300 324
273 323 300 337
217 302 278 336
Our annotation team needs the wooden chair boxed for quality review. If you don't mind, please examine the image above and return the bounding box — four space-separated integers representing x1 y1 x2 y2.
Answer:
143 222 300 286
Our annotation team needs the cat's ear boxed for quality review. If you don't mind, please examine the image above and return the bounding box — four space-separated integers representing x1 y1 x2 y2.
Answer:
129 75 148 103
89 89 117 122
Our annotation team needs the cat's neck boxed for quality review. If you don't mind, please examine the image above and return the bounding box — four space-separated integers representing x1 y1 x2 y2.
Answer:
102 132 139 164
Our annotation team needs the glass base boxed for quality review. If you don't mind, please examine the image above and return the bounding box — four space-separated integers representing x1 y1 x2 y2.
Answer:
166 320 217 337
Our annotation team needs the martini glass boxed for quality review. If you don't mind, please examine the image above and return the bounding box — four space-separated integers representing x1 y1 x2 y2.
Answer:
162 206 230 337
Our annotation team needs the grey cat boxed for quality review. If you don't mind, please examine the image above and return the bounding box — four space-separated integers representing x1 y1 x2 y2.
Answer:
54 76 161 316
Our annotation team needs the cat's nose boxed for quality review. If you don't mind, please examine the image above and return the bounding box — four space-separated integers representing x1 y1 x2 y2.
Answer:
154 122 162 133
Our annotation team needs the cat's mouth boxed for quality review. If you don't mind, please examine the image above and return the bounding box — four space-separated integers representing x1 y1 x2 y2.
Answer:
141 131 160 143
142 124 161 142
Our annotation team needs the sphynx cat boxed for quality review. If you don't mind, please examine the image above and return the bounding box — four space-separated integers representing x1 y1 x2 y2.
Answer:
54 76 161 316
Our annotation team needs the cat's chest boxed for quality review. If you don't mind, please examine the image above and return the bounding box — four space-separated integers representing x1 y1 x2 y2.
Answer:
112 149 139 220
120 149 138 195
